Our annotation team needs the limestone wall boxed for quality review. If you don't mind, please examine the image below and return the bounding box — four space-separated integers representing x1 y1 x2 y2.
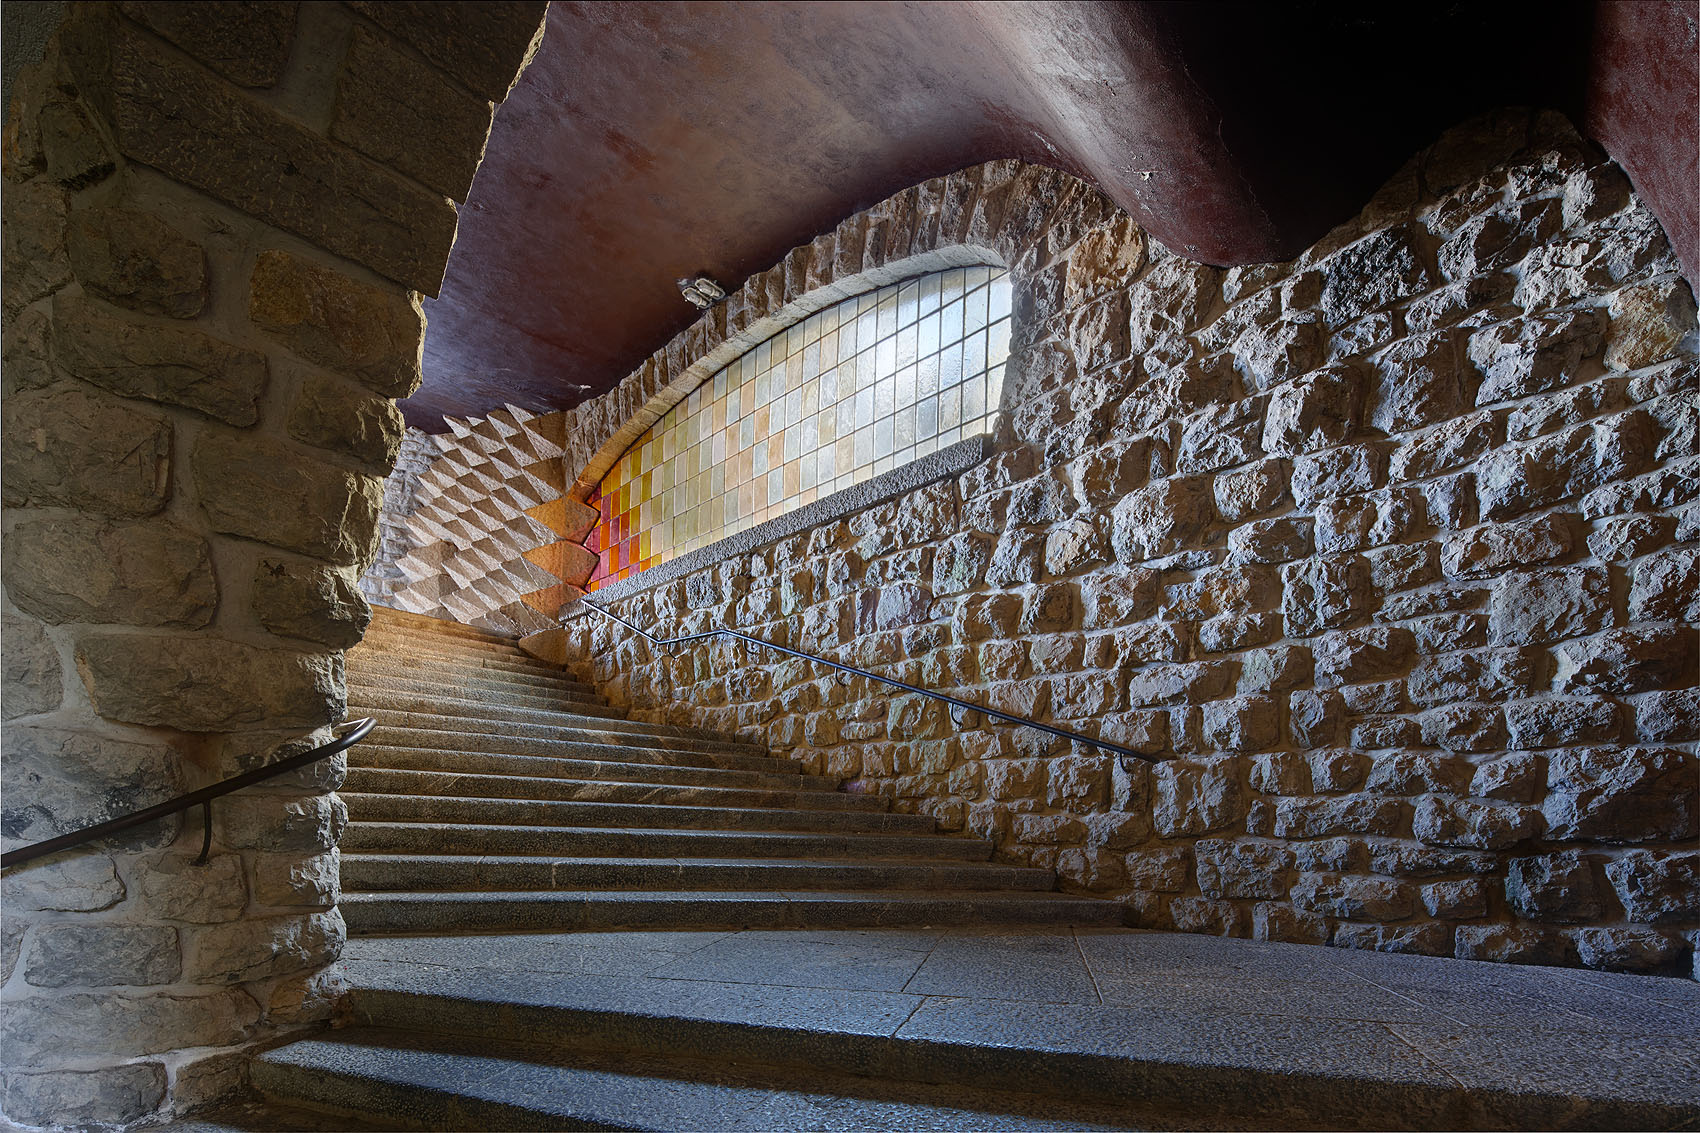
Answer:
0 3 545 1127
566 112 1700 978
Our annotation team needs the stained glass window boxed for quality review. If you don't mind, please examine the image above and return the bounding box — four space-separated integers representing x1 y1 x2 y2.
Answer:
588 266 1012 589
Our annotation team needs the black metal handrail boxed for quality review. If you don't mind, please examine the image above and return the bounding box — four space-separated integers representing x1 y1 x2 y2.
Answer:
0 716 376 870
577 600 1158 762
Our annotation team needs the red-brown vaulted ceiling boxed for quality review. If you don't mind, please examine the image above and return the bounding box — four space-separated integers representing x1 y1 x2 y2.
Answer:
404 0 1696 432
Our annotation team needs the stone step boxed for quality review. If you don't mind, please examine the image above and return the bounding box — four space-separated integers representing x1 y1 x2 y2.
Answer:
354 628 544 667
339 888 1124 934
365 726 801 774
345 663 605 697
344 767 886 812
313 948 1691 1132
342 822 995 862
350 745 841 794
340 793 938 835
367 606 521 645
345 672 590 712
348 687 748 745
341 853 1057 894
350 650 594 688
359 708 764 755
360 619 542 655
351 688 622 722
252 1030 1130 1131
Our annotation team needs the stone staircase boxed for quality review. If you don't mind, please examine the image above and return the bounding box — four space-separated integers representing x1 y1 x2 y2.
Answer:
213 607 1699 1131
338 605 1122 934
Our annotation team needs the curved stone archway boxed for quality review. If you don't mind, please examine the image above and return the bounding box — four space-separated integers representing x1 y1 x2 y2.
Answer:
0 4 545 1127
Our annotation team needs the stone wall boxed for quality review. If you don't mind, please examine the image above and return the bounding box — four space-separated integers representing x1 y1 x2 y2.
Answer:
0 3 544 1127
566 111 1700 978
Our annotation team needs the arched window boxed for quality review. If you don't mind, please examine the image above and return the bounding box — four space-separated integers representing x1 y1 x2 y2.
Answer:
588 266 1012 588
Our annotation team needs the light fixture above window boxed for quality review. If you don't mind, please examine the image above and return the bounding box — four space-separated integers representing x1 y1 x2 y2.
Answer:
677 276 726 309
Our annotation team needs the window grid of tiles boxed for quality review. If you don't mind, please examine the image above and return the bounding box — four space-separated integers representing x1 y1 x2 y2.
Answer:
587 266 1012 589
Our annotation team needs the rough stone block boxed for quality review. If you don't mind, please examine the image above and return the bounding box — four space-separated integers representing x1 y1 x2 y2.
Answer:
1605 850 1698 925
1455 924 1575 967
0 1063 168 1129
1074 438 1150 506
1109 477 1215 562
1281 554 1371 637
1389 411 1497 483
1422 878 1489 920
1413 796 1542 850
1314 486 1425 554
1125 661 1232 707
287 370 405 471
1153 756 1243 837
1260 364 1363 456
1252 902 1330 945
65 206 208 317
1468 310 1604 404
120 0 298 87
24 923 180 988
111 25 459 292
2 179 71 313
248 249 424 396
1271 796 1405 839
1506 851 1602 923
3 515 216 628
1312 626 1413 689
344 0 549 103
1291 444 1384 508
1441 513 1573 577
1333 922 1453 957
2 613 63 721
214 794 347 853
1476 411 1656 520
1177 396 1266 473
1408 647 1541 707
1211 459 1287 523
1543 746 1697 843
193 431 383 565
1319 223 1436 326
1572 926 1682 973
982 529 1043 587
1553 627 1695 694
1196 839 1290 899
1291 873 1416 920
1233 316 1324 390
1 387 171 517
1201 695 1280 753
254 558 371 648
135 852 247 924
1 724 182 855
76 633 343 731
1627 548 1700 623
187 910 343 985
331 26 496 201
1503 697 1621 749
53 293 267 425
1370 331 1465 432
1490 564 1610 647
1605 278 1697 372
0 988 261 1061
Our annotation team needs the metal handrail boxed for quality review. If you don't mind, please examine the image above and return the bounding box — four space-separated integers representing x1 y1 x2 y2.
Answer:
0 716 376 870
576 600 1158 763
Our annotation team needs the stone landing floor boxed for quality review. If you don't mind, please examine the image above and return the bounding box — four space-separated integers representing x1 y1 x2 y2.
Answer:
180 928 1699 1130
